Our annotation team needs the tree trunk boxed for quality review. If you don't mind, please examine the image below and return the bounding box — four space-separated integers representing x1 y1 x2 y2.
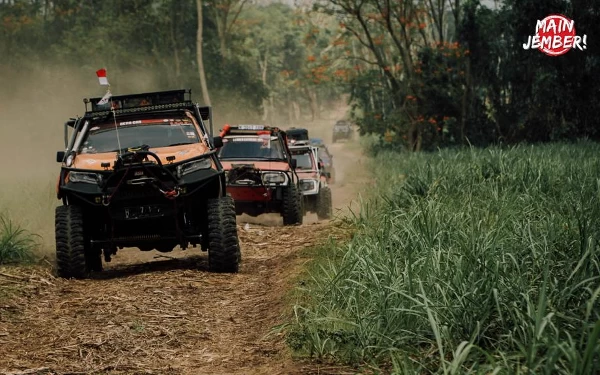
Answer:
305 88 319 120
460 58 470 143
196 0 211 106
293 101 301 120
288 95 294 125
170 0 181 87
259 49 269 121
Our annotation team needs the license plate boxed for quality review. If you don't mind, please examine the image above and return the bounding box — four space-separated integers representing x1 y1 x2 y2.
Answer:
124 205 162 220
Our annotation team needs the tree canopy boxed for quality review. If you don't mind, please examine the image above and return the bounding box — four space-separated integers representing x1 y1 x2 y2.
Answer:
0 0 597 150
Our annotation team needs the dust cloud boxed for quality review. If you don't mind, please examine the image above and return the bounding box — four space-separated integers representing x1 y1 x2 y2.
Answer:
0 64 164 250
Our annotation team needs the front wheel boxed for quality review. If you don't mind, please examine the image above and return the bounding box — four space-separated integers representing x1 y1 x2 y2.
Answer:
55 205 91 279
207 195 241 273
282 184 303 225
316 186 333 220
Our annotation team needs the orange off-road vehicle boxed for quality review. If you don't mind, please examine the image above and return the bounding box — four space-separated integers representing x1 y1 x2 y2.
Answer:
55 89 240 278
218 124 304 225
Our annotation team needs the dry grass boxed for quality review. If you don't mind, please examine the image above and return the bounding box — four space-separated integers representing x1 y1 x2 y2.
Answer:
0 223 342 375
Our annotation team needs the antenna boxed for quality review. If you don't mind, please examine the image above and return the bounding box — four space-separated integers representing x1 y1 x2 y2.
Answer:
109 88 123 156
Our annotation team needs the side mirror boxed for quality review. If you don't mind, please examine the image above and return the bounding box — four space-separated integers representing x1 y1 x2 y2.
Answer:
318 161 324 169
212 136 223 148
290 158 297 169
326 172 331 178
56 151 65 163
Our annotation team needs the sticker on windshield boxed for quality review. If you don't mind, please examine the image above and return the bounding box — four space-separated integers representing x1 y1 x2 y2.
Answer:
186 131 196 139
119 120 142 126
230 137 263 142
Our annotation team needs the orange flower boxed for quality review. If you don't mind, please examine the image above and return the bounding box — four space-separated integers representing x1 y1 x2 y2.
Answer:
307 55 316 62
428 118 437 125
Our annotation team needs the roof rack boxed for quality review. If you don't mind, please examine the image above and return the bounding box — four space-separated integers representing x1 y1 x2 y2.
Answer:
84 89 194 116
221 124 283 136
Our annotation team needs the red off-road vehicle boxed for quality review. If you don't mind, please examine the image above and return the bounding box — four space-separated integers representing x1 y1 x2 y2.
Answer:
218 124 304 225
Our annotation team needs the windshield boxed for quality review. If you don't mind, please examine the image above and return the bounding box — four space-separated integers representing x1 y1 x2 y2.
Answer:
219 135 286 160
292 153 314 170
287 131 309 141
79 117 200 154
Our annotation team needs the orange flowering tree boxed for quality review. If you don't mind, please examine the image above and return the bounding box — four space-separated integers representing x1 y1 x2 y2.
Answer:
321 0 470 151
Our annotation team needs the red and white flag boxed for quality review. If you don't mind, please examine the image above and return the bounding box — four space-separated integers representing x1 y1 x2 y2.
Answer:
96 68 109 86
97 90 112 105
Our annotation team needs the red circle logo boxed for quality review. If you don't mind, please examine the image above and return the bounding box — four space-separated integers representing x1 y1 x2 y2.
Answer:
536 14 576 56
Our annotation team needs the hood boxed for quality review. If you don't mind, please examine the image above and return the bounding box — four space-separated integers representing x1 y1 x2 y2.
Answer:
71 144 210 171
296 170 318 179
221 160 290 172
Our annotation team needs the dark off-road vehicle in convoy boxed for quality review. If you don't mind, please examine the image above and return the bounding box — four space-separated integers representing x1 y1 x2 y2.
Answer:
332 120 353 143
286 127 309 145
218 124 304 225
289 142 333 220
309 137 335 184
55 89 240 278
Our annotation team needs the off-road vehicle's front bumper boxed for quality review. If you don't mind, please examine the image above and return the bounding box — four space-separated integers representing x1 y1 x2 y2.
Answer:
58 150 225 253
224 164 293 216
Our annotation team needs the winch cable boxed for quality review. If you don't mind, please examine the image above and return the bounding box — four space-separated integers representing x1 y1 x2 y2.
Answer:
102 165 131 206
135 157 180 199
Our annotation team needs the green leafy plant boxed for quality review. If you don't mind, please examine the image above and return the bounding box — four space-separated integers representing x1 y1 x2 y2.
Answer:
0 215 38 265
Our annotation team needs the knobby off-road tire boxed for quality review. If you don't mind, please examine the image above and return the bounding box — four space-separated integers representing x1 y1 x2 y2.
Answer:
207 195 241 273
55 205 91 279
316 186 333 220
282 184 303 225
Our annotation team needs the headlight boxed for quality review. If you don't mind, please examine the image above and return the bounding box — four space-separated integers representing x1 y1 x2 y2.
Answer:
177 158 212 177
65 154 74 167
262 172 287 184
68 171 103 184
300 179 317 191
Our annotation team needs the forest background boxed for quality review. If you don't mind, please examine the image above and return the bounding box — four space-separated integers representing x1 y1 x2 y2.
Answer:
0 0 598 151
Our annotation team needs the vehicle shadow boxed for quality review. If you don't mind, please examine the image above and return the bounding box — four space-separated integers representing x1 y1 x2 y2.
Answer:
90 253 208 280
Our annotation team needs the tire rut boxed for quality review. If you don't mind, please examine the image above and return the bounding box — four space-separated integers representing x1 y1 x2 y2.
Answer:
0 223 336 375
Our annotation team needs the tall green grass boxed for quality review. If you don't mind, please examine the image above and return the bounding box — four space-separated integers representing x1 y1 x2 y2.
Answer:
0 176 57 254
288 142 600 374
0 215 38 264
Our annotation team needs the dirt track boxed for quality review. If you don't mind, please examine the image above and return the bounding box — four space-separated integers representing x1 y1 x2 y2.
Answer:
0 111 367 374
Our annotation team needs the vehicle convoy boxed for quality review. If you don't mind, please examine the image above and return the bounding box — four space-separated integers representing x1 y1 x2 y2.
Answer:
332 120 353 143
218 124 304 225
55 89 240 278
309 137 335 184
289 142 333 220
